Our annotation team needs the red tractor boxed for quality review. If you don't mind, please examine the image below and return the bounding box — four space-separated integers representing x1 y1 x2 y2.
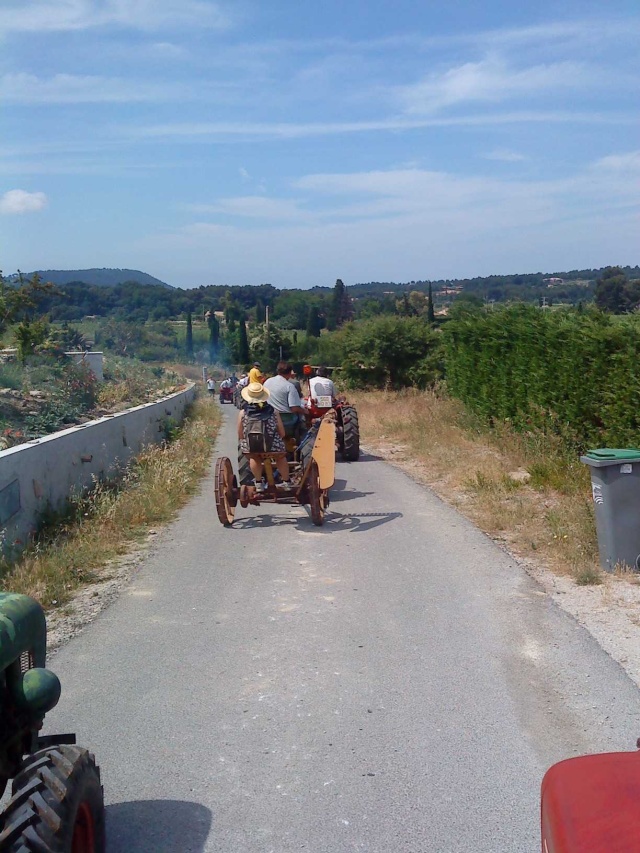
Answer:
304 396 360 461
302 365 360 461
219 384 234 404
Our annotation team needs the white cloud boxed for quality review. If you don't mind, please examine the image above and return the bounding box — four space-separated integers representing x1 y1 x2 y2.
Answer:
483 149 528 162
239 167 251 181
126 109 624 142
0 189 48 214
593 150 640 172
398 56 598 114
0 0 231 34
0 72 185 104
184 196 308 221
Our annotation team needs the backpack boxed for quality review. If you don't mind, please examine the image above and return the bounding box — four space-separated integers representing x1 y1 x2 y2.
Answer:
245 411 273 453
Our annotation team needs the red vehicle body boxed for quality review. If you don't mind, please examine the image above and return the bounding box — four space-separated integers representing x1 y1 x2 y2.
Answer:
304 396 360 461
219 385 234 404
541 750 640 851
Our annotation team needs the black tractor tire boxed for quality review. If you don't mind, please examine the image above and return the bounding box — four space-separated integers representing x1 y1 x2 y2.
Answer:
237 444 254 486
340 405 360 461
0 745 105 853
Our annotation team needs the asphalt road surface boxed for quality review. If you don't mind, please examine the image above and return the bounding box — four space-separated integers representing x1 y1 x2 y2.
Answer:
45 402 640 852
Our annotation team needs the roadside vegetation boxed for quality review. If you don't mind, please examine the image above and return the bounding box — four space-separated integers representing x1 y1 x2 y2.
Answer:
0 394 220 607
352 389 601 586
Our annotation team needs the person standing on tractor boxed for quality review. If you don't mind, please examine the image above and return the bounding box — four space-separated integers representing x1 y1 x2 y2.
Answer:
264 361 306 438
248 362 264 384
238 382 290 490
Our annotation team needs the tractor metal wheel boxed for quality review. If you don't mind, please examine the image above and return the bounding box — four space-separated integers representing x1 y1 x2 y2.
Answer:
340 405 360 461
215 457 237 526
0 745 105 853
308 460 325 526
239 484 251 508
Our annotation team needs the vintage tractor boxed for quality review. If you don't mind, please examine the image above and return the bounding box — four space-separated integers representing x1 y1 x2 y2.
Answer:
304 395 360 461
301 364 360 461
0 593 105 852
219 384 234 404
215 413 336 527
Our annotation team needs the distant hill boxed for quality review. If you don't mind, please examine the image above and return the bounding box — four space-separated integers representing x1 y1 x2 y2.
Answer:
22 268 173 289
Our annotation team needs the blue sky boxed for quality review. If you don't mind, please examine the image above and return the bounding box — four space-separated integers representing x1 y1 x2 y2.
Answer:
1 0 638 289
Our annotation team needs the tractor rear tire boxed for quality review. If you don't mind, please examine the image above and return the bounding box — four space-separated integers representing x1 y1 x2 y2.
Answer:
308 460 325 527
340 405 360 461
0 745 105 853
237 445 254 486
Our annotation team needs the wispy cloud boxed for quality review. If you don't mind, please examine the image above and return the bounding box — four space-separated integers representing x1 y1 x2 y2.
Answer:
398 57 601 114
126 110 629 142
483 149 528 163
183 196 308 221
0 189 48 214
0 0 231 34
0 72 186 104
593 150 640 172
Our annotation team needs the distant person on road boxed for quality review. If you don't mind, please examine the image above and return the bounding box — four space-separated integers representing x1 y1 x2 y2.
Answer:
248 362 264 384
309 366 337 401
238 382 290 490
206 377 216 395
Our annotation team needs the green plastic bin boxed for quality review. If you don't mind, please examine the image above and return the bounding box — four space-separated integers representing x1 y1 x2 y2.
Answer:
581 448 640 572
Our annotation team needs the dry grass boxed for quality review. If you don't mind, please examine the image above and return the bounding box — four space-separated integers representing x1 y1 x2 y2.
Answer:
1 394 220 607
351 388 601 584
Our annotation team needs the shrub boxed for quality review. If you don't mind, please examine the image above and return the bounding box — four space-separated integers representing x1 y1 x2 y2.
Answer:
341 316 443 389
443 305 640 450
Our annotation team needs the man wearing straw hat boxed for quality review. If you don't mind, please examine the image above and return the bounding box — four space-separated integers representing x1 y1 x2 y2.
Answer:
238 381 290 490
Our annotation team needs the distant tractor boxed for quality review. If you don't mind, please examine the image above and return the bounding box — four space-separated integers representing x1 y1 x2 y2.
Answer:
0 593 105 852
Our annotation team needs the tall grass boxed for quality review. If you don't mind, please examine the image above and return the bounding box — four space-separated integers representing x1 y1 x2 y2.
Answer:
352 387 600 583
1 394 220 607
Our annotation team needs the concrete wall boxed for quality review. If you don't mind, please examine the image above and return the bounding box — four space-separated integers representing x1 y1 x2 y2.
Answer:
0 383 196 555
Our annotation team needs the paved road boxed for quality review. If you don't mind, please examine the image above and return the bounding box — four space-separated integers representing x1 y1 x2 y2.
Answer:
46 403 639 852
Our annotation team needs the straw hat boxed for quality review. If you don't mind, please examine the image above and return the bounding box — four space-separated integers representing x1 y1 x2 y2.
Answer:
241 381 270 404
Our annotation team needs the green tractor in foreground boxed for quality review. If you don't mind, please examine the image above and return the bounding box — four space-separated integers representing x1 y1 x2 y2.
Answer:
0 593 105 852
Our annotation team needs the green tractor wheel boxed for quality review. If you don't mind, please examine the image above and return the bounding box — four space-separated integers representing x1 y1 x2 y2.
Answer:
1 745 105 852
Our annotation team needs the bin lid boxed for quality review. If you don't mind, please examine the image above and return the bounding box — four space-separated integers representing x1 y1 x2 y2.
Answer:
583 448 640 461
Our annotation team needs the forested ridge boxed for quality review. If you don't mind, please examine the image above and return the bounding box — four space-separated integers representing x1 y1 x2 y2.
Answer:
21 265 640 325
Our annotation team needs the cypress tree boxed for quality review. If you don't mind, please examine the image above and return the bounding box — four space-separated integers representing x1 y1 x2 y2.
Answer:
185 311 194 360
208 311 219 363
306 305 321 338
255 298 266 323
238 318 249 363
427 282 436 324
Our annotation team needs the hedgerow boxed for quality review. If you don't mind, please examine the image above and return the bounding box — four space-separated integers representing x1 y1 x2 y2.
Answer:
443 305 640 450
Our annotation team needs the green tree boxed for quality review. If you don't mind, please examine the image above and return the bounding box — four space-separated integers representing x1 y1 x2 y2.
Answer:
186 311 194 360
595 267 630 313
327 279 353 330
13 318 50 363
428 283 436 324
341 316 443 389
306 305 321 338
208 312 219 363
255 298 266 323
238 318 250 363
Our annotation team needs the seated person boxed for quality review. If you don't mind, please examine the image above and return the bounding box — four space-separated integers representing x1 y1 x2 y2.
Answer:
238 382 290 489
309 366 338 402
263 361 306 439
